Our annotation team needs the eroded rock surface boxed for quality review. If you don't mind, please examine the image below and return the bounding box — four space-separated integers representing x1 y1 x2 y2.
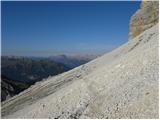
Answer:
129 0 158 39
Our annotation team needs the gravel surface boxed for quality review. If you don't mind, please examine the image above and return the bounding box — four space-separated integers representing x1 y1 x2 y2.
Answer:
1 24 159 119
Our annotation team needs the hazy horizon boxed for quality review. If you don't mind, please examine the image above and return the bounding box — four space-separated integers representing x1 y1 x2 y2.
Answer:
2 1 140 56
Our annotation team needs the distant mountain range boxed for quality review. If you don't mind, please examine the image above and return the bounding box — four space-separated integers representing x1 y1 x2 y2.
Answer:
1 56 70 83
48 54 98 68
1 55 97 101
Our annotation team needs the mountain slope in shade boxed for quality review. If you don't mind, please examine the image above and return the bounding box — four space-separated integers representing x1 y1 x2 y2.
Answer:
1 57 71 83
1 57 72 102
2 23 158 119
1 75 31 102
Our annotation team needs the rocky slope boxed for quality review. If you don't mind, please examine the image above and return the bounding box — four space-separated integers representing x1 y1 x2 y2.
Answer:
1 1 159 119
2 23 159 119
129 0 158 39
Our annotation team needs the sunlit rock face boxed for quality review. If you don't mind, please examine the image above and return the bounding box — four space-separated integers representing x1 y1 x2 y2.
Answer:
129 0 159 40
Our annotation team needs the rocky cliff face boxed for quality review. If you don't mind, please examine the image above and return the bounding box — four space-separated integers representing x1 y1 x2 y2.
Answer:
129 0 159 40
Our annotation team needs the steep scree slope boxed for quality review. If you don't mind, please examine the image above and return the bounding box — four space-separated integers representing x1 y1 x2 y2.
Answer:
1 23 159 119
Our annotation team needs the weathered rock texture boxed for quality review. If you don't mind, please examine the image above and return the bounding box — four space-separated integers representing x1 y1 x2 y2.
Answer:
129 0 159 40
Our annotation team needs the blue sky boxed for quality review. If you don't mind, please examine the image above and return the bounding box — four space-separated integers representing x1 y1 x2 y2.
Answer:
2 1 140 56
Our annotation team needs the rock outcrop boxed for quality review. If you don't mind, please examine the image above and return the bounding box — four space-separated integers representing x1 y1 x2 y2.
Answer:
129 0 159 40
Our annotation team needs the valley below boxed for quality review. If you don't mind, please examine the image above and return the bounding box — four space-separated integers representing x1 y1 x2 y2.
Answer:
1 55 94 102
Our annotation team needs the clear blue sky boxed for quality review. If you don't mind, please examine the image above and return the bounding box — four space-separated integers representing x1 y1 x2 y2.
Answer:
2 1 140 56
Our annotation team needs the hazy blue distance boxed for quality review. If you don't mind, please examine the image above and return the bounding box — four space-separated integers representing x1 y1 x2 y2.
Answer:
2 1 140 56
